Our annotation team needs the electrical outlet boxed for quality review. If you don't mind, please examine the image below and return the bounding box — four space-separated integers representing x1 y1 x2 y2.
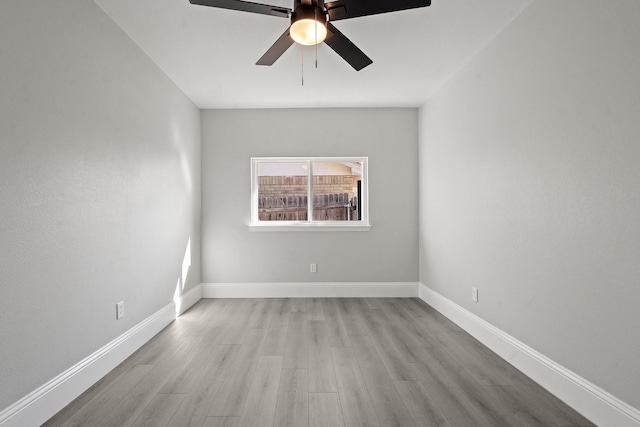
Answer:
310 263 317 273
116 301 125 319
472 287 478 303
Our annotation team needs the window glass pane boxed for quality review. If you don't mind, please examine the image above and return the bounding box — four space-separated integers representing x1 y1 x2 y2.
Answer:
312 161 362 221
257 162 308 221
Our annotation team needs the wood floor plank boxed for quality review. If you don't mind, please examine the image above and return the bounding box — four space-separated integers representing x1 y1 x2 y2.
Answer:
308 320 338 392
126 343 171 366
129 393 185 427
222 300 254 345
455 329 540 386
491 382 594 426
412 302 462 333
479 385 568 427
144 319 188 348
415 378 490 427
335 299 371 336
208 329 266 417
261 326 289 356
441 367 527 427
246 300 271 329
200 298 235 320
43 353 140 426
59 364 154 427
321 299 351 347
171 300 216 337
266 298 291 328
331 346 380 427
290 298 308 313
283 312 308 369
274 369 309 427
309 393 345 427
374 343 420 381
183 299 233 337
202 417 226 427
307 298 324 320
237 356 283 427
135 308 211 365
351 302 419 378
208 359 258 417
357 301 394 350
143 324 175 347
202 417 240 427
419 323 515 386
364 298 383 309
389 298 428 318
225 417 240 427
165 344 240 427
357 305 423 380
97 337 202 427
229 327 266 365
159 322 231 394
394 381 449 427
384 300 439 346
410 345 471 385
143 306 202 346
410 346 506 427
349 334 417 427
378 301 429 350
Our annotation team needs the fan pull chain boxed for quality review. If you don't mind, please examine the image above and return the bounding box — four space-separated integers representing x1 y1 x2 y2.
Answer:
301 44 304 86
315 9 318 69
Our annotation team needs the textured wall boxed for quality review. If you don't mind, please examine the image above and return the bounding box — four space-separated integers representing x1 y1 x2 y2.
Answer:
419 0 640 409
201 108 418 283
0 1 201 410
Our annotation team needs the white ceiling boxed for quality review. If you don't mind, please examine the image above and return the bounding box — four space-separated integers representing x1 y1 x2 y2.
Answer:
95 0 533 109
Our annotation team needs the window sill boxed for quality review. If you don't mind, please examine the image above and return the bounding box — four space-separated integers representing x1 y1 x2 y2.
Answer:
249 223 371 232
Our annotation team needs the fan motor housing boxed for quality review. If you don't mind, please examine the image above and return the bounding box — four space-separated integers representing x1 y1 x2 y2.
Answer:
291 4 328 24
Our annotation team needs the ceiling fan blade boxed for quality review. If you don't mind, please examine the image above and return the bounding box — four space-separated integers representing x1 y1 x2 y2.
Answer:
325 0 430 21
256 29 295 66
324 23 372 71
189 0 291 18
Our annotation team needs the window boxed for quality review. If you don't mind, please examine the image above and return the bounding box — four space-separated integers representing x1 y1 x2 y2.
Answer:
251 157 370 231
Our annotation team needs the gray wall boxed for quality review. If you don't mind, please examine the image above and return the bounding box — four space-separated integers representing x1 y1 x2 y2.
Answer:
419 0 640 409
202 108 418 283
0 1 201 410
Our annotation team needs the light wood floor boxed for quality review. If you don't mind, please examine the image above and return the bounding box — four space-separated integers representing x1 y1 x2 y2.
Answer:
44 298 594 427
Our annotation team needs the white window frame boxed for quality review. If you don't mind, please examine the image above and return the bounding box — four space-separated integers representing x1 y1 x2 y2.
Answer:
250 156 370 232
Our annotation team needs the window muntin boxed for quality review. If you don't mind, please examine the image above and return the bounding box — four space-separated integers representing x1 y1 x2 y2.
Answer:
251 157 369 230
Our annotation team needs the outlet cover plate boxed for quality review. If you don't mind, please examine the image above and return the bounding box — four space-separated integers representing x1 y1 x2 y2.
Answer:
116 301 125 319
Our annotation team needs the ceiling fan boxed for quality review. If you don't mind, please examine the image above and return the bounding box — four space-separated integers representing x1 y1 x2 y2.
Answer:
189 0 431 71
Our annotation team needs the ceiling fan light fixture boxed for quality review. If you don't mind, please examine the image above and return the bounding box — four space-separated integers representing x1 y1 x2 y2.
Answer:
191 0 431 70
290 6 327 46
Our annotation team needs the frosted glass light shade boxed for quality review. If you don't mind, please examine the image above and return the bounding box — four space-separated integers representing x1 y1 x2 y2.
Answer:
290 18 327 46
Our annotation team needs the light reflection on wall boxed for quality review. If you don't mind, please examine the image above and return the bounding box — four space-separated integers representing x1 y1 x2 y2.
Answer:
171 120 193 195
173 237 192 317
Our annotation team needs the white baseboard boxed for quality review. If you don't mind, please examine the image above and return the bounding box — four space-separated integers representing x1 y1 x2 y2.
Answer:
201 282 418 298
0 289 202 427
418 283 640 427
176 284 203 316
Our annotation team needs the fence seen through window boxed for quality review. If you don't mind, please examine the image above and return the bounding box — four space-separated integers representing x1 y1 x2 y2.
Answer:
253 158 366 225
